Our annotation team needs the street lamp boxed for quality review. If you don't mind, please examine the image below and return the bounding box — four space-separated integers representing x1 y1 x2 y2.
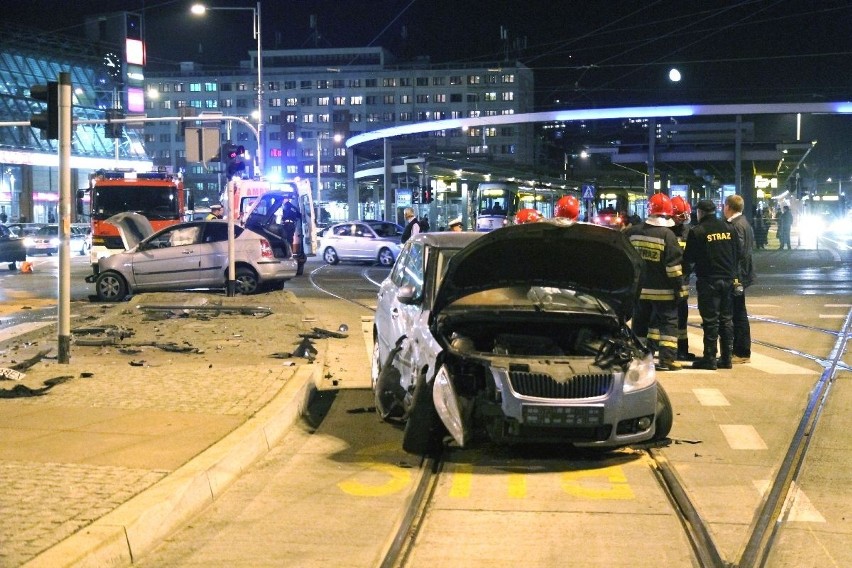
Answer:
191 2 263 177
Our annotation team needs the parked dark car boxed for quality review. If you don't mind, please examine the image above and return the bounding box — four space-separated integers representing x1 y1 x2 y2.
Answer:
0 224 27 269
371 221 673 454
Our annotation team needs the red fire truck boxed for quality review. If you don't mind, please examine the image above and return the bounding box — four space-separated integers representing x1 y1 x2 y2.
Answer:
77 169 190 271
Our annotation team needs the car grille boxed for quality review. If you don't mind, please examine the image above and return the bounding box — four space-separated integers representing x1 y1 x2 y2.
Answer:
509 371 613 399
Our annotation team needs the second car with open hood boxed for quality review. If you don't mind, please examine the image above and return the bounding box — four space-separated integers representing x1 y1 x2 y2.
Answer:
371 221 673 455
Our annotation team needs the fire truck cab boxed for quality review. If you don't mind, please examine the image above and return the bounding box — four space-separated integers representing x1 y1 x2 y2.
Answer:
77 169 189 272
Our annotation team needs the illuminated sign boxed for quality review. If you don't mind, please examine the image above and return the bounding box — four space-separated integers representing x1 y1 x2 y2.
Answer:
127 87 145 113
126 38 145 66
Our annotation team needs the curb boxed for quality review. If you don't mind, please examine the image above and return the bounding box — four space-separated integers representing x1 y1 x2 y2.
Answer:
23 362 321 568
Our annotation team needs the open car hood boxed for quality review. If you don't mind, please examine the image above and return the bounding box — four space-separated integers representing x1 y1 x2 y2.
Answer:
106 212 154 250
433 221 643 321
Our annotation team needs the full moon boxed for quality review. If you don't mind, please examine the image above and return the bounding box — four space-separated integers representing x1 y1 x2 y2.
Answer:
669 68 682 82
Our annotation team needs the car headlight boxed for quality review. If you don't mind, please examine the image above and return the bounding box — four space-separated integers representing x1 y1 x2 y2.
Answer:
622 352 656 393
433 365 465 447
50 238 60 246
23 238 35 247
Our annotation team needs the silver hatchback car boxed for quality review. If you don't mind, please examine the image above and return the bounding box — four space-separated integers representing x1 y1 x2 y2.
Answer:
319 220 403 266
87 213 297 301
372 222 673 455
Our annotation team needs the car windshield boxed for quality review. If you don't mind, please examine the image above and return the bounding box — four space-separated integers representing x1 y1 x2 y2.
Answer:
36 225 58 235
92 185 180 220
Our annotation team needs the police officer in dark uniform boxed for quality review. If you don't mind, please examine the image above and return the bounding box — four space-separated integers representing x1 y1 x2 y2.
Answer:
683 200 742 370
280 197 301 248
624 193 684 371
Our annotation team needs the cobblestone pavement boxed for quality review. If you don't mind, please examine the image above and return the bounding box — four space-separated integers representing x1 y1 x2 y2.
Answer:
0 290 317 567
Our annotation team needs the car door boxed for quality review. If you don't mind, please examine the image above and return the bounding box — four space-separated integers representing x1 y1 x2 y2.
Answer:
196 222 231 286
331 223 356 259
131 224 203 289
375 241 426 388
350 222 377 260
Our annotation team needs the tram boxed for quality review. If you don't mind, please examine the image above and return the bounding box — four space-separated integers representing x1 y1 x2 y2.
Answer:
475 182 578 231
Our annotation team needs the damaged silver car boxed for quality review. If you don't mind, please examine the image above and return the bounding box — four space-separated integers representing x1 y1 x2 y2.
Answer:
86 212 297 301
372 222 673 455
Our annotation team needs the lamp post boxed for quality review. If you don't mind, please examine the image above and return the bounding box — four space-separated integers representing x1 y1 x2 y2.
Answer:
191 2 263 177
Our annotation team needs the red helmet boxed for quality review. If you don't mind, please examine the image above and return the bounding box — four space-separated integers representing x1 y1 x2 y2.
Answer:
671 196 691 222
648 193 674 217
514 208 542 224
555 195 580 220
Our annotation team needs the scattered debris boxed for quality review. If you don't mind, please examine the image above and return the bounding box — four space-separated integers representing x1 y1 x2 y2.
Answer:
129 360 146 366
9 349 52 371
0 368 25 381
136 304 273 317
0 375 73 398
269 352 293 359
293 337 318 359
300 327 349 340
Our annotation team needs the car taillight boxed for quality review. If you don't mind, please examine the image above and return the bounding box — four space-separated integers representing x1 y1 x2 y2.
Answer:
259 238 274 258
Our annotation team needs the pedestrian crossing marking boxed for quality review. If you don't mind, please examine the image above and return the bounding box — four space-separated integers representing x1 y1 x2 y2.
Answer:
754 480 826 523
818 314 845 319
720 425 767 450
693 388 730 406
686 332 817 375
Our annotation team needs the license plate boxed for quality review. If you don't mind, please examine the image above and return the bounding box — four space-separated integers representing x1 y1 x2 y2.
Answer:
522 405 603 426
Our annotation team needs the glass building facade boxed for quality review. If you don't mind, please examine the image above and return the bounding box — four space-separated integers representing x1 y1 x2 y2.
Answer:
0 21 150 224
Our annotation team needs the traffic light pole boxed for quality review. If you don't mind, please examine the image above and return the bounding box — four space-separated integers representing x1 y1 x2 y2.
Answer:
57 72 72 364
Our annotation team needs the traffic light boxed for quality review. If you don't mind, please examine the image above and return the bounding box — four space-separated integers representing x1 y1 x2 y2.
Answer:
421 187 433 204
411 187 420 204
224 143 246 178
29 81 59 140
104 109 123 139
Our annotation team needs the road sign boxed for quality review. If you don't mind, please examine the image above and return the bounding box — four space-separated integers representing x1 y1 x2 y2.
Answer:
582 185 595 200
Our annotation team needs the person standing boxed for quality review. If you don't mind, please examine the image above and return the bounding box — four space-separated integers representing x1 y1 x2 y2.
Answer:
777 205 793 249
206 204 224 220
400 207 421 244
753 209 765 249
683 200 742 370
281 197 301 249
670 196 694 360
624 193 684 371
447 216 463 231
725 195 756 364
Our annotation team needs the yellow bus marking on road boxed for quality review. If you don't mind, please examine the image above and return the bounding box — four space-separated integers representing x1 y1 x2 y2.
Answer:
337 442 413 497
508 473 526 498
449 463 473 498
561 465 635 500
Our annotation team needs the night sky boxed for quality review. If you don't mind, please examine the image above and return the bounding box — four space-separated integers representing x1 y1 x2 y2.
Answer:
7 0 852 108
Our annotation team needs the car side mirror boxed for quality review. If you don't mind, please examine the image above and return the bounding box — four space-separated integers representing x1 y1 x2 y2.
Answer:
397 284 420 305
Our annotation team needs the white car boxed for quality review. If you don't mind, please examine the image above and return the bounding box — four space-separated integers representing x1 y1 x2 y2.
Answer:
319 220 403 266
86 213 297 301
372 222 673 454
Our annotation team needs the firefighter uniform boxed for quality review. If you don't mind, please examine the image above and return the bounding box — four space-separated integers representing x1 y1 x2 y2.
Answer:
683 200 742 370
625 215 684 370
671 219 692 359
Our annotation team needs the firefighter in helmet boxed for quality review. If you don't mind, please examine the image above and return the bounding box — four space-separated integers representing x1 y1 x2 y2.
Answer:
670 196 695 360
554 195 580 223
623 193 684 371
514 208 542 224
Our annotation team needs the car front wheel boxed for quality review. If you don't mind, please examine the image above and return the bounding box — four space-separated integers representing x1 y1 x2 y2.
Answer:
323 247 339 264
235 267 260 295
95 271 128 302
377 247 395 266
652 383 674 441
